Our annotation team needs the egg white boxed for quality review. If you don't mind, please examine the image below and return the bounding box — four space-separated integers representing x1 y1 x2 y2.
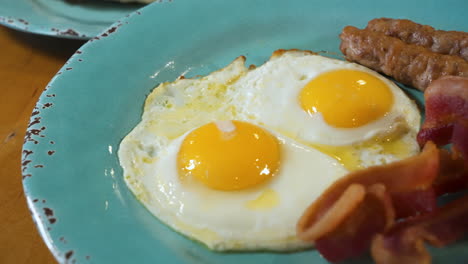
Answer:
119 127 347 251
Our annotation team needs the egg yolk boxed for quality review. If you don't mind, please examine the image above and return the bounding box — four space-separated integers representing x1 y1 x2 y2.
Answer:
177 121 280 191
299 69 394 128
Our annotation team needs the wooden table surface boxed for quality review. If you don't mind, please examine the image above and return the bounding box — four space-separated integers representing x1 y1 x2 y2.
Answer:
0 26 85 264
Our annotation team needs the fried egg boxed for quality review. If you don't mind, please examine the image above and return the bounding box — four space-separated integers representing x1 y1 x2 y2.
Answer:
118 49 421 251
229 50 420 170
121 120 347 250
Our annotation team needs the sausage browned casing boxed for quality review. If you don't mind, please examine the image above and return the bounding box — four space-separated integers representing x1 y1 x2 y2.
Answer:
366 18 468 61
339 26 468 91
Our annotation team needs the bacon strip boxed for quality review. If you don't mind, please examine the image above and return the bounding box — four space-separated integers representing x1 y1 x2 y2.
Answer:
390 189 437 218
417 76 468 160
371 194 468 264
315 184 395 262
432 149 468 195
339 26 468 91
296 143 440 261
366 18 468 61
298 144 467 263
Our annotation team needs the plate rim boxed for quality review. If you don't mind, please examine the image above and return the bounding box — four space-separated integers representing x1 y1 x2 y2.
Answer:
0 0 145 39
20 5 150 262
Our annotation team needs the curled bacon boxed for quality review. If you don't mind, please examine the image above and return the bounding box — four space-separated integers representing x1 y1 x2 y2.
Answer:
417 76 468 160
399 78 468 264
314 184 395 262
296 142 440 261
296 140 468 262
371 194 468 264
390 189 437 219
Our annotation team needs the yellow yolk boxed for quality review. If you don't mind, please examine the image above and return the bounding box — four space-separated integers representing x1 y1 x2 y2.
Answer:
177 121 280 191
299 69 393 128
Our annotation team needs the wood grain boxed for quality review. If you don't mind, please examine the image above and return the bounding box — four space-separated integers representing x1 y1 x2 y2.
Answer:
0 26 85 264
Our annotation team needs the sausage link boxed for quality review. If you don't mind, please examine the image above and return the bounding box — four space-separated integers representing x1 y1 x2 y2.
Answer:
339 26 468 91
366 18 468 61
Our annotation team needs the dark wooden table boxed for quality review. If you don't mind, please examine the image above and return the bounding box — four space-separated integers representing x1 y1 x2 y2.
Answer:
0 26 85 263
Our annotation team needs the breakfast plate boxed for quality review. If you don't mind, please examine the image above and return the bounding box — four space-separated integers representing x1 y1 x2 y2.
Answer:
0 0 144 39
22 0 468 263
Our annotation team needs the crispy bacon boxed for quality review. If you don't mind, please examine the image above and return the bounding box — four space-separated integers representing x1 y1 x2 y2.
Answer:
452 123 468 161
417 76 468 160
315 184 395 262
432 149 468 195
390 189 437 218
296 142 440 261
371 194 468 264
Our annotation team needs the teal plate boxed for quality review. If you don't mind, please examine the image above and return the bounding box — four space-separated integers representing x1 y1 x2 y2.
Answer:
22 0 468 263
0 0 145 39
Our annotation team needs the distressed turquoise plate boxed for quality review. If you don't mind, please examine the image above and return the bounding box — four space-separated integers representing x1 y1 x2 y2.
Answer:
22 0 468 263
0 0 144 39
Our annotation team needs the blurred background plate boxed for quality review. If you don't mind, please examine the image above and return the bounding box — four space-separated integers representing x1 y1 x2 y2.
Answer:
0 0 145 39
21 0 468 263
